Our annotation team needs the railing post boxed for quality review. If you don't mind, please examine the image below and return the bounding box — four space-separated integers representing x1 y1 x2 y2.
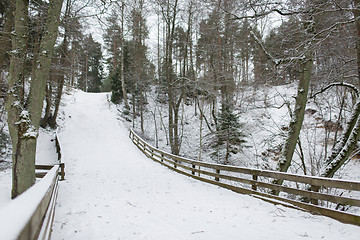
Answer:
59 163 65 181
192 164 195 175
310 185 320 205
252 174 258 191
55 136 61 161
215 169 220 181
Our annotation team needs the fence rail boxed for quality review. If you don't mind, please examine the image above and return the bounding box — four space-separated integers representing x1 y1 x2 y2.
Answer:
0 166 60 240
129 129 360 226
0 131 64 240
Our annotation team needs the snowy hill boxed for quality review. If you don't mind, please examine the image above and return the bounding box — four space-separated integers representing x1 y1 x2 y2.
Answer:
128 83 360 182
48 90 360 239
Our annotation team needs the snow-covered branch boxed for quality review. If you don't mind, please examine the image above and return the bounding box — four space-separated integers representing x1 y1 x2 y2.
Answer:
310 82 360 99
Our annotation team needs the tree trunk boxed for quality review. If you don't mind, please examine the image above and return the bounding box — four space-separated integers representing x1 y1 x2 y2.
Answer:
6 0 64 198
140 85 144 133
49 38 68 128
272 52 313 192
198 97 204 161
6 0 33 199
27 0 63 127
320 97 360 177
132 91 136 129
40 83 52 128
164 0 179 155
120 2 129 110
48 0 71 129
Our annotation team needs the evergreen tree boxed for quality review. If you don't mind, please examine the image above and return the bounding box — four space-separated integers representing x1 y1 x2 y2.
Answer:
110 41 132 103
211 102 246 164
78 35 103 92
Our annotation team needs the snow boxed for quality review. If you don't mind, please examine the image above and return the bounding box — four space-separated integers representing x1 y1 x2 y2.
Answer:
36 128 60 166
51 90 360 240
0 168 11 205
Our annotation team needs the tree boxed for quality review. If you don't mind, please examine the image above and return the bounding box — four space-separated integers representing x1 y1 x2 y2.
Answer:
210 101 246 164
78 35 103 92
104 3 129 109
129 0 150 132
85 35 103 92
110 41 131 104
156 0 184 155
41 0 72 128
6 0 64 198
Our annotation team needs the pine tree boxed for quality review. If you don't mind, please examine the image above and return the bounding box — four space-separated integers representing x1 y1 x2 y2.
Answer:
78 35 103 92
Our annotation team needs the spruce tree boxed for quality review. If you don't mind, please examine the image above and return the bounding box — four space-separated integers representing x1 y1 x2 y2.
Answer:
211 103 246 165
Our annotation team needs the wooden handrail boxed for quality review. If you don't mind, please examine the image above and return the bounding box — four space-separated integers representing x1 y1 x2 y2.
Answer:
36 163 65 180
129 129 360 225
0 166 60 240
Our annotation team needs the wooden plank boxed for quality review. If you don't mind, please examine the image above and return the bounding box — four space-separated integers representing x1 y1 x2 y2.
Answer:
36 172 47 178
36 165 54 170
36 164 66 180
37 179 59 240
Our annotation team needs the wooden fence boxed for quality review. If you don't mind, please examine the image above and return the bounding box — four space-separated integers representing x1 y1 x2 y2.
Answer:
129 129 360 226
0 132 64 240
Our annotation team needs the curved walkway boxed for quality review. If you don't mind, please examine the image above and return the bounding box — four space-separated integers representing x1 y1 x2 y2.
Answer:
52 91 360 240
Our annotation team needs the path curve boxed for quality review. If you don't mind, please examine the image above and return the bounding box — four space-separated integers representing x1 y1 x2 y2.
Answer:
52 91 360 240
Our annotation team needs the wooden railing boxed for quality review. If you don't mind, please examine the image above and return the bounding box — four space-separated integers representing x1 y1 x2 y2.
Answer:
0 132 64 240
0 166 60 240
129 129 360 226
35 131 65 180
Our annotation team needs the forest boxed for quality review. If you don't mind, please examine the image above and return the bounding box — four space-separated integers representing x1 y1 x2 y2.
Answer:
0 0 360 200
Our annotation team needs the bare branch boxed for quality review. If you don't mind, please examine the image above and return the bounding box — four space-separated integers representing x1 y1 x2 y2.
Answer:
311 82 360 99
228 8 309 21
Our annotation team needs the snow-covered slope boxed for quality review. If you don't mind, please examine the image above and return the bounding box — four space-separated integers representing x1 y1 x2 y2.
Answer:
131 83 360 182
52 90 360 240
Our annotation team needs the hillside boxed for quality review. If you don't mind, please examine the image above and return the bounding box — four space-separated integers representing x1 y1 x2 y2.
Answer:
125 83 360 181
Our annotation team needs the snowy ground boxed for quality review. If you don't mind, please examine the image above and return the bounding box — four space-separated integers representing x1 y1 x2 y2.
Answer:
51 90 360 240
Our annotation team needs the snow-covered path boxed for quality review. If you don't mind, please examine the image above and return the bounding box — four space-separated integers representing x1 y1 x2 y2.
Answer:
52 91 360 240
